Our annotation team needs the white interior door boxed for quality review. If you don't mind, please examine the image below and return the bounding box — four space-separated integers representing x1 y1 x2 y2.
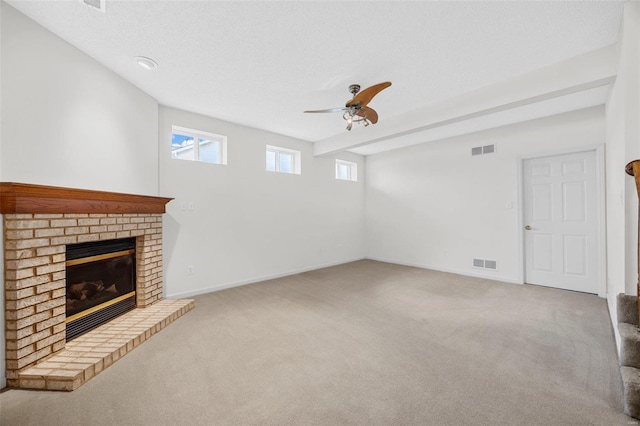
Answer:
523 150 599 293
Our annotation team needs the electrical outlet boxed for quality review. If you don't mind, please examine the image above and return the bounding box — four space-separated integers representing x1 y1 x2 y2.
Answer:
187 265 194 275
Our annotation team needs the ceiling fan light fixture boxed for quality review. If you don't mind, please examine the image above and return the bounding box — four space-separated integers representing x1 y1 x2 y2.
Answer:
345 114 353 131
304 81 391 132
134 56 158 70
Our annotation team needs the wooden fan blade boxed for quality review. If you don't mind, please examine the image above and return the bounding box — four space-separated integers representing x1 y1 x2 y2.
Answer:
357 106 379 124
304 107 347 113
346 81 392 108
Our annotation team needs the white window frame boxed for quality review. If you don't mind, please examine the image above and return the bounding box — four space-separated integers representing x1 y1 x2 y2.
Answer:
335 159 357 182
171 125 227 165
266 145 301 175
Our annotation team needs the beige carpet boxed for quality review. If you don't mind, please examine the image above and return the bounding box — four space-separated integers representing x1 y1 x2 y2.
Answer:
0 260 629 425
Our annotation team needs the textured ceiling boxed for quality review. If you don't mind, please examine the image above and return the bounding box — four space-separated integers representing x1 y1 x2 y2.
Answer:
6 0 624 146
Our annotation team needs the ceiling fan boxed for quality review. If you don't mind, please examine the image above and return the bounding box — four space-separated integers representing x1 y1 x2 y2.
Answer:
304 81 392 131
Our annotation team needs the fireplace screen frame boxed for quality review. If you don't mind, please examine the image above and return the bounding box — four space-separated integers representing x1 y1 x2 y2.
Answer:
65 237 137 341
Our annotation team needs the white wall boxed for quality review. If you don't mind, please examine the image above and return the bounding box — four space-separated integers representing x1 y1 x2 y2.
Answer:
0 3 159 194
159 106 365 297
606 0 640 352
0 3 160 388
365 106 605 284
0 0 5 391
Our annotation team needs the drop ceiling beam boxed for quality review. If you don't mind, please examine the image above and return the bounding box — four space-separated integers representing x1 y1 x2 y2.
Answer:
313 46 617 156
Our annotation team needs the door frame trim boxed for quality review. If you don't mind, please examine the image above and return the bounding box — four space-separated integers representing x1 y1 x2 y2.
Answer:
516 144 606 297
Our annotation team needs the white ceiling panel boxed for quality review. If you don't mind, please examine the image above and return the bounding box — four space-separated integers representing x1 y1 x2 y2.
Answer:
6 0 624 151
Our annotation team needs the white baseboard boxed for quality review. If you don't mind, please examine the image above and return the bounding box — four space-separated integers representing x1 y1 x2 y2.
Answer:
166 257 366 299
607 293 621 357
166 257 522 299
166 256 525 299
365 256 523 285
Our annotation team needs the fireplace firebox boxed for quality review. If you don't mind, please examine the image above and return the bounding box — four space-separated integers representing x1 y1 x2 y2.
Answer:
65 238 137 341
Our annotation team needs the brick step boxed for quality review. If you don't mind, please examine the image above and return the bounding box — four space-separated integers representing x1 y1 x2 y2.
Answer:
17 298 194 391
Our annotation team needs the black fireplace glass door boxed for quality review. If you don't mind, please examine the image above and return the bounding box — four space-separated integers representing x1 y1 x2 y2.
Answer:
66 254 135 317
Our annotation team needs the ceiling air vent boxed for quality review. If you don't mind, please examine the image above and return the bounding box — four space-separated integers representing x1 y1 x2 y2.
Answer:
82 0 106 12
471 144 495 156
482 144 495 154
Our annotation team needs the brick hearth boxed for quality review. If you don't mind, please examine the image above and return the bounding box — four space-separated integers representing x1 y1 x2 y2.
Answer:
1 183 194 390
18 299 194 390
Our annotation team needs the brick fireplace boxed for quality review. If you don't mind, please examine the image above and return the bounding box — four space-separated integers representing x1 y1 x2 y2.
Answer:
1 183 194 390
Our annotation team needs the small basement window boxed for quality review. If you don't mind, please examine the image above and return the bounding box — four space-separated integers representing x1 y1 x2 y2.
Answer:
336 159 357 181
172 126 227 165
266 145 301 174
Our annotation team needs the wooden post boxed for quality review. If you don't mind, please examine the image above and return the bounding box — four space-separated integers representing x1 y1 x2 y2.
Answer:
625 160 640 327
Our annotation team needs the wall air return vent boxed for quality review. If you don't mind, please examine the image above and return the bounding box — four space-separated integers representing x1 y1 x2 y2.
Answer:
82 0 106 12
473 258 498 270
484 260 497 270
471 144 496 156
473 258 485 268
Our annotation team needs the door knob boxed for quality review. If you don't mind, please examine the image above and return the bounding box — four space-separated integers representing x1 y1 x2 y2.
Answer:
525 225 532 230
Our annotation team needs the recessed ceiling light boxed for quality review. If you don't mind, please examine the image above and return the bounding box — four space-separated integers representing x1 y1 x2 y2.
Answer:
81 0 106 13
134 56 158 70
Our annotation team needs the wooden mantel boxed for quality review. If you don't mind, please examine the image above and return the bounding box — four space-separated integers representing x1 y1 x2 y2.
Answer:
0 182 173 214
